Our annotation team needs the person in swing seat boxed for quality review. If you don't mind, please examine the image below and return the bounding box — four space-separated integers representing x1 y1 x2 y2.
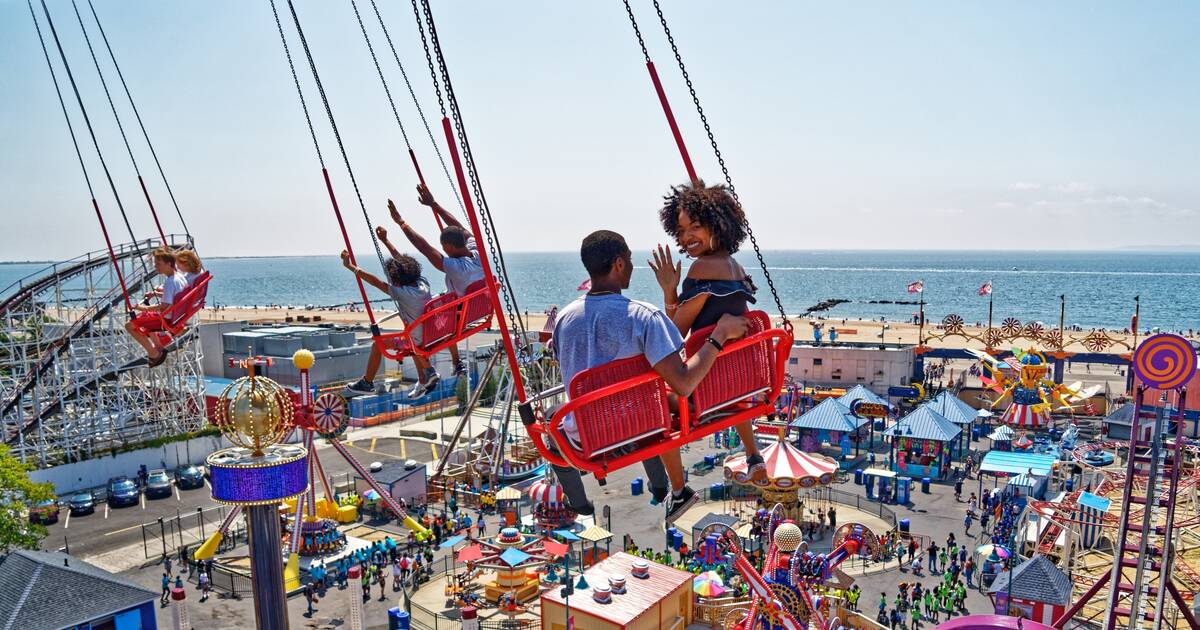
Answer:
341 250 440 399
382 184 482 376
551 230 748 526
125 247 188 367
649 180 768 482
174 249 205 288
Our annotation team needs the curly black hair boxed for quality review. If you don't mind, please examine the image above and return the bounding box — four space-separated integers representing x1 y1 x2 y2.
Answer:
659 180 747 255
384 254 423 287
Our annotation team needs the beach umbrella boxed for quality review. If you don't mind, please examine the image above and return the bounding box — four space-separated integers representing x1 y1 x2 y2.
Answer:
693 571 726 597
362 489 380 500
976 544 1010 560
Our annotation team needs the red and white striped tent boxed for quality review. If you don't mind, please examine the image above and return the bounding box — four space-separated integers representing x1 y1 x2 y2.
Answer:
725 439 838 489
1000 403 1051 428
527 479 564 504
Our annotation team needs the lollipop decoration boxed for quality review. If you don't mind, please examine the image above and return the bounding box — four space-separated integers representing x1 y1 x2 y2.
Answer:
312 392 349 439
1133 333 1197 391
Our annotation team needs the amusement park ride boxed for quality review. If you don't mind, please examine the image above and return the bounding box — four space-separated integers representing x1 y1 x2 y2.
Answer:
968 348 1101 428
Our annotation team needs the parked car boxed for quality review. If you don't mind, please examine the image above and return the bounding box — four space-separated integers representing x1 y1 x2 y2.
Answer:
29 500 59 525
175 465 205 490
67 492 96 516
107 477 140 507
145 469 173 499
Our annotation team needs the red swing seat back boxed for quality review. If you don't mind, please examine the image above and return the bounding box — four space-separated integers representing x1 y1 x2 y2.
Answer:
567 355 673 459
377 278 494 359
682 310 776 419
137 271 211 346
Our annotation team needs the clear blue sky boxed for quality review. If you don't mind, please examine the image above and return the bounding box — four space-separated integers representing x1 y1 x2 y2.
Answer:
2 1 1197 260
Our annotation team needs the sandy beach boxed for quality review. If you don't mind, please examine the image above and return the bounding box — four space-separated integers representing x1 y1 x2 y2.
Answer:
199 305 1149 354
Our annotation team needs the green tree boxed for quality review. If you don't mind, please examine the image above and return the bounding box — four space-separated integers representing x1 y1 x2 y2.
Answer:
0 444 55 554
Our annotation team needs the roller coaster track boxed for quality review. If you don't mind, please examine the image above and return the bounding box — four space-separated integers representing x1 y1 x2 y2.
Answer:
1 236 204 462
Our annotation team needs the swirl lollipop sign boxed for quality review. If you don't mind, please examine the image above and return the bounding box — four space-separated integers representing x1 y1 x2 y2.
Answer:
1133 333 1197 391
312 392 349 439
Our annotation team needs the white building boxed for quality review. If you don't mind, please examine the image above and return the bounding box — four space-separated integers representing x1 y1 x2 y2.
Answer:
786 343 915 395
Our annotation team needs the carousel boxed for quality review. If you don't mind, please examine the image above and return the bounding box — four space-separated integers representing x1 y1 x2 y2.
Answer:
725 431 839 522
526 479 577 531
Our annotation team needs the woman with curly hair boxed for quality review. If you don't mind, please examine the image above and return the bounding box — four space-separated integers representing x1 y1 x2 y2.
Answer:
340 249 439 399
649 180 766 481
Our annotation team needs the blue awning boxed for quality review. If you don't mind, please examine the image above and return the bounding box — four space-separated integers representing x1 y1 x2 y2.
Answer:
979 451 1057 477
439 534 467 549
790 398 868 432
881 406 961 442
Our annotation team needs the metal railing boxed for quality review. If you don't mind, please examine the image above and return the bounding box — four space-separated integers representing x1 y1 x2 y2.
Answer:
141 506 243 559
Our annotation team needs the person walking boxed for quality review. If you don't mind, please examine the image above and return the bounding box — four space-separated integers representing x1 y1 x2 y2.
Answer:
198 570 210 602
927 542 938 573
303 581 317 616
160 572 171 606
964 510 973 536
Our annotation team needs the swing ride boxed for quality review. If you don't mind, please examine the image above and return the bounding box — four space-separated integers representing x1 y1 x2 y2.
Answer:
3 0 206 467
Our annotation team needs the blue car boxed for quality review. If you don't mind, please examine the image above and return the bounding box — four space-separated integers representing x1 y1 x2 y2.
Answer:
107 477 140 508
67 492 95 515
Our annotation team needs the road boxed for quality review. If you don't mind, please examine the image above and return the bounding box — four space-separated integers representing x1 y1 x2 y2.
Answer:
39 435 438 568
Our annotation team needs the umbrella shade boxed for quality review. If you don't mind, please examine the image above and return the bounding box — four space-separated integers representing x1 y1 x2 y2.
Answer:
362 489 380 500
976 544 1010 560
693 572 727 597
457 544 484 562
697 570 724 586
496 486 522 501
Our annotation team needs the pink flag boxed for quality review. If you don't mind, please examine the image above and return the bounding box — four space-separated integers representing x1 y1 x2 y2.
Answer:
906 280 924 294
576 278 591 292
978 280 993 296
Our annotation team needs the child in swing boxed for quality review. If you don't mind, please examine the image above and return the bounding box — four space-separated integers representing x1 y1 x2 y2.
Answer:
125 247 188 367
649 180 768 481
381 184 483 376
341 250 440 399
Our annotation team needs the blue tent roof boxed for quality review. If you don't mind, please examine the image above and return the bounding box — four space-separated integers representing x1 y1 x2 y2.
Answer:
1078 491 1111 513
499 548 532 567
925 392 977 425
837 385 888 408
979 451 1058 477
881 407 961 442
790 398 868 432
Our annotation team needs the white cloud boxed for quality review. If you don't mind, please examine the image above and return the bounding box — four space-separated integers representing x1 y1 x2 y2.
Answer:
994 201 1017 208
1011 181 1041 190
1050 181 1094 194
931 207 965 215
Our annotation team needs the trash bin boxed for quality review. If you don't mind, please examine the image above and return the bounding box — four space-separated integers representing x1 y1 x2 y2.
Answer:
899 518 911 533
854 469 864 485
672 530 684 550
896 477 911 505
631 477 644 496
389 609 411 630
666 527 677 548
1065 478 1074 492
704 455 716 467
972 426 982 439
921 477 931 494
710 482 725 500
865 474 876 499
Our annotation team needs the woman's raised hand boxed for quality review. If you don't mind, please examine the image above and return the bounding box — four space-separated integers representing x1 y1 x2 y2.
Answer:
648 244 681 293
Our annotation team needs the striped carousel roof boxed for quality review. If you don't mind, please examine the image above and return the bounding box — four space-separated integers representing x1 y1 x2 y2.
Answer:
1001 403 1051 428
724 439 838 490
527 479 563 504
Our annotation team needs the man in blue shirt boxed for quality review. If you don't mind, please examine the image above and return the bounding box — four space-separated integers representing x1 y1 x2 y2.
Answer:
550 230 747 526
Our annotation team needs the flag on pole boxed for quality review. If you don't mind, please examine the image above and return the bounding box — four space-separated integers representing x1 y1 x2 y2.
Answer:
978 280 993 296
577 278 591 292
907 280 925 294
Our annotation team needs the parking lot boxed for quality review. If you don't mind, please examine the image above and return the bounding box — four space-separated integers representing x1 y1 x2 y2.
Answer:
37 434 439 571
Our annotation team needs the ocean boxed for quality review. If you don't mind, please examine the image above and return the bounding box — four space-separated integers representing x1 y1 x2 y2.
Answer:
3 250 1198 331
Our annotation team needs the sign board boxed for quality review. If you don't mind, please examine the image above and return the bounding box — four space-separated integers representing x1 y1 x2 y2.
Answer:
850 400 889 419
887 384 925 400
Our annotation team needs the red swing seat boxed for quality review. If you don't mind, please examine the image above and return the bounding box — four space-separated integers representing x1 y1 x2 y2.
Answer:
374 278 494 360
528 310 791 481
132 271 212 346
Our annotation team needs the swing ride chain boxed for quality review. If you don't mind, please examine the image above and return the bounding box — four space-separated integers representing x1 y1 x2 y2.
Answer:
648 0 791 332
349 0 416 153
86 0 190 237
410 0 445 117
283 0 394 293
417 0 531 352
268 0 326 169
70 0 141 178
367 0 467 218
621 0 651 64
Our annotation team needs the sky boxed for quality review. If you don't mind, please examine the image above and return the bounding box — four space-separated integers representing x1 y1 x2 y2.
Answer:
1 1 1198 261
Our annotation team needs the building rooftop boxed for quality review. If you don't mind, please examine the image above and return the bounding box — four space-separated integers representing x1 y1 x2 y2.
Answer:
882 406 961 442
0 549 157 630
541 552 693 626
987 554 1072 606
